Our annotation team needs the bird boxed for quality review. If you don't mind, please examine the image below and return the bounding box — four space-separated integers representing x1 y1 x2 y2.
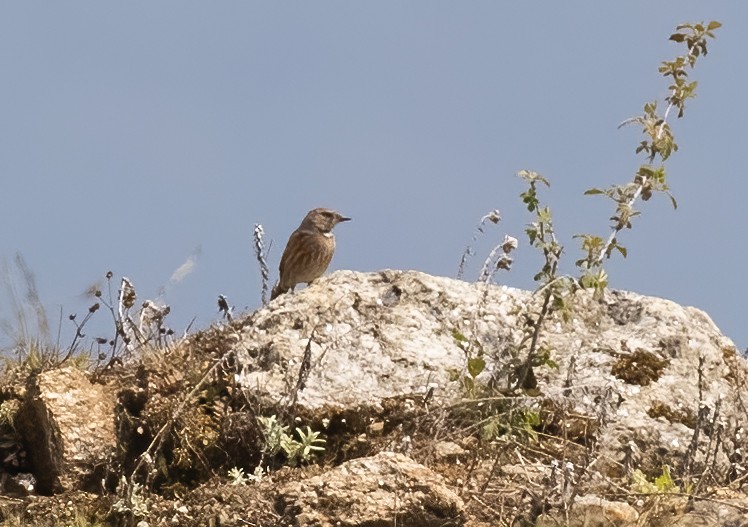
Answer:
270 207 351 300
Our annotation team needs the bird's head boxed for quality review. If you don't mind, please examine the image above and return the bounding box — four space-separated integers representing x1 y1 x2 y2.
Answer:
301 208 351 233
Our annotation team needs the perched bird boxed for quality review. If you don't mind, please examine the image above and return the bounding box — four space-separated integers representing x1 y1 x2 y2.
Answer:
270 208 351 300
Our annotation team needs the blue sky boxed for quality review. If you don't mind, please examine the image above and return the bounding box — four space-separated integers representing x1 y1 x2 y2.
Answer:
1 3 746 349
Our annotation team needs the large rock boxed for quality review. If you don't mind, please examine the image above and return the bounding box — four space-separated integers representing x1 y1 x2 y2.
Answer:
235 269 528 409
15 366 117 493
234 270 746 482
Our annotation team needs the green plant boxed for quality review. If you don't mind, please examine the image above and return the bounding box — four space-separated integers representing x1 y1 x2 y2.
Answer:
452 329 486 398
513 170 574 392
577 21 721 297
227 466 249 485
256 414 289 456
285 426 327 465
257 415 326 466
461 26 722 520
481 407 540 443
631 465 681 494
508 22 720 388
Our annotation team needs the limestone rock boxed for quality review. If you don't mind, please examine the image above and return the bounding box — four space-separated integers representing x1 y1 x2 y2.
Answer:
15 366 117 493
235 269 528 409
277 451 465 526
538 495 639 526
433 441 467 462
234 270 746 484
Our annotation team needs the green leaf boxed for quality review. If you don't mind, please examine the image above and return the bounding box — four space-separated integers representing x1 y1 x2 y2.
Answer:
638 165 655 178
452 330 468 343
668 194 678 209
537 207 553 223
523 410 540 427
481 416 502 440
584 188 604 195
467 357 485 379
669 33 685 43
654 466 676 492
526 226 538 244
614 245 627 258
707 20 722 30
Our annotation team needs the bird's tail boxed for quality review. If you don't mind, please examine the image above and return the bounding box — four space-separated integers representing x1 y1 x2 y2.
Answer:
270 282 285 300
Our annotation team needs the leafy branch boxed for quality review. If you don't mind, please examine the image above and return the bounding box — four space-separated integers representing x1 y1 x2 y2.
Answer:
514 170 570 391
577 21 721 296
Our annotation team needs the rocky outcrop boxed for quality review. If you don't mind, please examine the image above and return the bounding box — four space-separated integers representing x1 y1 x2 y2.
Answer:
235 270 745 484
2 270 748 526
235 269 527 409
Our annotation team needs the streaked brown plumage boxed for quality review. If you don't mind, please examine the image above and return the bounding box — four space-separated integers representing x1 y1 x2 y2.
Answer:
270 208 351 300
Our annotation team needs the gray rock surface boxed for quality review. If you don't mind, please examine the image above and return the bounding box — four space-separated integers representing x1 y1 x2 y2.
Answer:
236 269 528 409
235 270 746 483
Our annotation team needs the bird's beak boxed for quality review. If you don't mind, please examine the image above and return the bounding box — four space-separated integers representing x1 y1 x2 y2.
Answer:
338 215 352 223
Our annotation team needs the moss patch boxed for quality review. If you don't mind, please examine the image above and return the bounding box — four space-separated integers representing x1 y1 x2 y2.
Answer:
611 349 669 386
647 401 697 428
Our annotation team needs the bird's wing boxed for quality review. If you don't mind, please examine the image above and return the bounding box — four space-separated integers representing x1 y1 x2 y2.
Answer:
278 229 314 281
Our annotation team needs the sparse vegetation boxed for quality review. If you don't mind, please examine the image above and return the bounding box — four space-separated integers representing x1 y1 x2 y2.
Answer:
1 254 59 371
448 19 729 526
2 20 741 527
257 415 327 466
112 477 150 521
576 21 722 296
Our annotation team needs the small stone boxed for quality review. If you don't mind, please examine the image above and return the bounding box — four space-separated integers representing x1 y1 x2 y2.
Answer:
368 421 385 435
434 441 466 462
